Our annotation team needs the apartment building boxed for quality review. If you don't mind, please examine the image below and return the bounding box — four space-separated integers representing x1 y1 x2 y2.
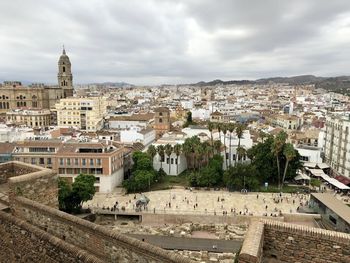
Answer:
11 139 124 192
55 97 107 131
324 113 350 177
56 141 124 193
269 114 302 131
6 109 51 128
108 113 154 129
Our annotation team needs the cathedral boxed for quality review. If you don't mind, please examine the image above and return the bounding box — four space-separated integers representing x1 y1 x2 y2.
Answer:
0 48 74 114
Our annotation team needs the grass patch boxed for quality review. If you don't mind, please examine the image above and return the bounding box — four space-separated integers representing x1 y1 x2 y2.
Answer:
149 171 189 191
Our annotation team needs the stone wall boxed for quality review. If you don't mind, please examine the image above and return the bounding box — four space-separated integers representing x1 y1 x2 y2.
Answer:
238 219 350 263
262 220 350 263
0 210 103 263
13 196 193 263
238 221 264 263
0 161 38 183
6 162 58 208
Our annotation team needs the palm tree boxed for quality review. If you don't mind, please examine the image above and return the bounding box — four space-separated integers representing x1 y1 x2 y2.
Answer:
208 122 215 154
156 145 165 170
183 138 193 169
194 143 204 170
217 122 222 144
165 144 173 175
228 123 235 167
282 143 296 189
237 146 246 163
235 123 245 164
213 140 222 155
271 131 287 189
259 130 267 143
222 124 228 168
202 141 211 166
147 145 157 165
173 144 182 175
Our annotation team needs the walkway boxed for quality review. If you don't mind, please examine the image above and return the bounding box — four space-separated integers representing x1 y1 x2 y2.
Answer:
128 234 242 253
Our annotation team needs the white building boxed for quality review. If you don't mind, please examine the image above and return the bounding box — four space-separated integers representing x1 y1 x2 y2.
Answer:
108 113 154 129
324 113 350 177
120 127 156 146
295 145 322 163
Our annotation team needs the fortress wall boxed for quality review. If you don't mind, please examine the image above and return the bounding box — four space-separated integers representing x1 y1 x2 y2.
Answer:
6 162 58 208
0 210 103 263
13 196 193 263
238 219 350 263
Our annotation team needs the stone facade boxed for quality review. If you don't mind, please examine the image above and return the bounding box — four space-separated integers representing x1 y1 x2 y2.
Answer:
0 211 102 263
0 161 37 184
238 219 350 263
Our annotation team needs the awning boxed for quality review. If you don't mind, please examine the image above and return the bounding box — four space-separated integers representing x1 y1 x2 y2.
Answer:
327 178 350 190
303 162 317 168
317 163 330 169
335 175 350 186
295 173 311 181
308 169 326 176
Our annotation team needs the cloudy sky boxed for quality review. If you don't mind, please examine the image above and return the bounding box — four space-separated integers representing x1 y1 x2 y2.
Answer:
1 0 350 85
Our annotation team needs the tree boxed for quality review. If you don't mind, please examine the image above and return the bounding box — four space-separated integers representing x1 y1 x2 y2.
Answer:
223 163 259 191
186 111 193 124
208 122 215 154
281 143 297 189
58 174 96 213
157 145 165 169
237 146 246 162
213 140 222 155
217 123 222 144
235 123 245 163
228 123 235 167
165 144 173 174
222 124 228 168
173 144 182 175
271 131 287 189
147 145 157 164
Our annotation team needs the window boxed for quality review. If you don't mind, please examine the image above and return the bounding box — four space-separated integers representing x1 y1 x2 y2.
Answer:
63 66 65 72
82 159 86 166
166 157 170 164
47 158 52 165
159 118 163 123
159 112 163 116
58 168 65 174
96 159 101 165
67 158 71 165
31 158 36 164
39 158 44 165
171 158 174 164
90 159 94 165
95 177 100 183
60 158 64 165
175 158 178 165
75 158 79 165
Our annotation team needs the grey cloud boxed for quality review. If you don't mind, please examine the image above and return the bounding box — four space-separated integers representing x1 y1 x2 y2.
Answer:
0 0 350 84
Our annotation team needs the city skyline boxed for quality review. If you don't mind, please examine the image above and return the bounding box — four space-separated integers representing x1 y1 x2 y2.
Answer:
1 0 350 85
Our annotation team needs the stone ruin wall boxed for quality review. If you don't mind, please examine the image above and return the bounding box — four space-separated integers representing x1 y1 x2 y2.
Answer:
12 196 193 263
0 210 102 263
238 220 350 263
0 161 193 263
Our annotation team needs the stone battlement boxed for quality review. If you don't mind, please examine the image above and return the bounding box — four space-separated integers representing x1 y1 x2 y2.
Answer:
239 219 350 263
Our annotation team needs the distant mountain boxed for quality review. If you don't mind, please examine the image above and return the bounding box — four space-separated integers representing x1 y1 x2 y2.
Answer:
88 82 134 88
193 75 350 95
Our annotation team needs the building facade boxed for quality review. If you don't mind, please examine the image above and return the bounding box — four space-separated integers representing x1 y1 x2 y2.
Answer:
55 97 107 131
154 107 170 138
324 113 350 177
6 109 51 128
0 48 73 114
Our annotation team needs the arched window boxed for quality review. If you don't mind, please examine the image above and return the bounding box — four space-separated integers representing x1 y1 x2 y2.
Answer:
0 103 3 109
17 102 20 107
63 66 65 73
6 102 9 109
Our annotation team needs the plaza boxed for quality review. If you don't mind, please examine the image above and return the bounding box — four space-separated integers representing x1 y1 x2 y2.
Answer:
84 188 309 217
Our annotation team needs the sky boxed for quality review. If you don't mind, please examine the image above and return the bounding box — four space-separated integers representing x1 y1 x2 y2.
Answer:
1 0 350 85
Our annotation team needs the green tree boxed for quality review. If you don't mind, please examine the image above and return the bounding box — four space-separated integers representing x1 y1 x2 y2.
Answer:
157 145 165 169
223 163 259 191
147 145 157 163
228 123 235 167
235 123 245 163
281 143 297 188
222 124 228 168
165 144 173 174
173 144 182 175
271 131 287 189
58 174 96 213
208 122 215 154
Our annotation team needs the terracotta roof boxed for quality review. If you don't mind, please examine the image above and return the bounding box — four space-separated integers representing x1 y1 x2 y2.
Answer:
211 110 223 116
0 142 15 154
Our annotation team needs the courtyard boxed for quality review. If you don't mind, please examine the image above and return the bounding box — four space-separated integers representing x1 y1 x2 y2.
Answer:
84 188 309 217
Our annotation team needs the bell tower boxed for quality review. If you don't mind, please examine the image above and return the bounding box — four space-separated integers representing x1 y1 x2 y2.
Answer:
58 46 73 97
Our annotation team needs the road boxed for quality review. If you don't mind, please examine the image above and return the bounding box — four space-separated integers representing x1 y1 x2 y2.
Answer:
128 234 242 253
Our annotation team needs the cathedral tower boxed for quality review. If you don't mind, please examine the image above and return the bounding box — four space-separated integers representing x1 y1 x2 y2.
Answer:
58 47 73 97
